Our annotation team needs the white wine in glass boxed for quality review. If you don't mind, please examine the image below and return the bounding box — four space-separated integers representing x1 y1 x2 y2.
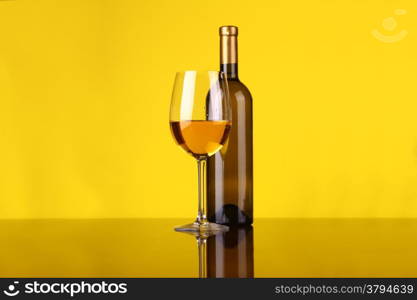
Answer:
169 71 231 234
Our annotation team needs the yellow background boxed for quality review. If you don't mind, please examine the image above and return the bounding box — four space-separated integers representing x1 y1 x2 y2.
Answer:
0 0 416 219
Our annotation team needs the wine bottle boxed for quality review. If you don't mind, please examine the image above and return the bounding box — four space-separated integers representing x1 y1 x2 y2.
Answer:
207 26 253 225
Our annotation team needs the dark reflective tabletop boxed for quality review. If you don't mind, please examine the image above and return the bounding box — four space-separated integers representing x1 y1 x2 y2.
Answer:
1 218 416 277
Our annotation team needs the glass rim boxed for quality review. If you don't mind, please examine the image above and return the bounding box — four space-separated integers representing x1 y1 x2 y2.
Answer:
174 70 226 75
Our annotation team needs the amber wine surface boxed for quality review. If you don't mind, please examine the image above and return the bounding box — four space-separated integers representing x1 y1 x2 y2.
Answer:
170 120 231 158
207 26 253 225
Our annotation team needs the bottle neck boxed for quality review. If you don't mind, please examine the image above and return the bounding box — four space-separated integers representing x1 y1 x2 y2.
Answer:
220 63 238 80
220 34 238 80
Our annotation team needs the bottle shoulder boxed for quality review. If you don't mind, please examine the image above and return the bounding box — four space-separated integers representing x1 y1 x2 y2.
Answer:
228 79 252 100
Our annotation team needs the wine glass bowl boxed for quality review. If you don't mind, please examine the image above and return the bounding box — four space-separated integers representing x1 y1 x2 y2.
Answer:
169 71 231 234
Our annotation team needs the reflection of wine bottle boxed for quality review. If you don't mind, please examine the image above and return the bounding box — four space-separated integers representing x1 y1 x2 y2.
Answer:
206 226 254 278
207 26 253 225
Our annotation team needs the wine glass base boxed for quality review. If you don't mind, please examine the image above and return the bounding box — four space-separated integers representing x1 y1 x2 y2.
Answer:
175 222 228 235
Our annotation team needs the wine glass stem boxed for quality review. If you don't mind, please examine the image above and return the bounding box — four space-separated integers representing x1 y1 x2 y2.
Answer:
197 158 209 225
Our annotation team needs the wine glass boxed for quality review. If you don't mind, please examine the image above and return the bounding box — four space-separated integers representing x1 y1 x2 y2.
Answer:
170 71 231 234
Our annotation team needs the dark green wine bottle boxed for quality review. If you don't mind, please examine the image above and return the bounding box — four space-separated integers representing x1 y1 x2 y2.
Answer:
207 26 253 225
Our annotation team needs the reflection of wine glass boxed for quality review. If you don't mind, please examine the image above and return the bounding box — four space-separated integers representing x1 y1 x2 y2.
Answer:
170 71 231 234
